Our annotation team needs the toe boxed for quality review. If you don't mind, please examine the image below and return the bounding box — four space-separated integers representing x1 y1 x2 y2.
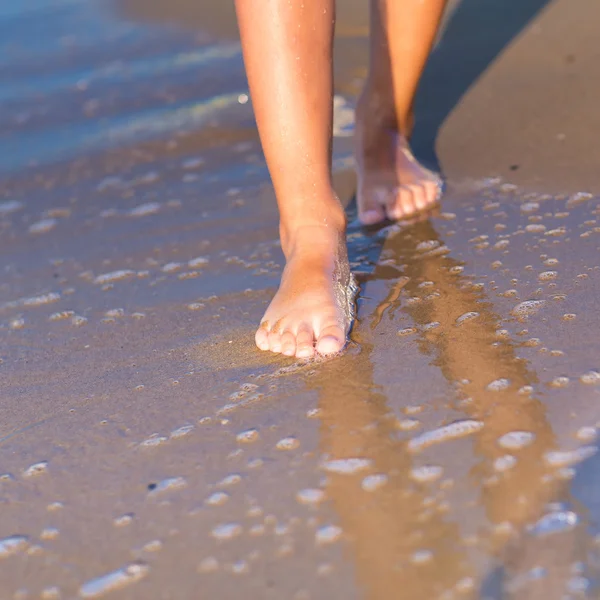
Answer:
295 324 315 359
316 324 346 355
358 185 386 225
255 324 270 351
268 330 283 353
412 183 430 211
425 179 441 205
280 331 296 357
387 187 411 220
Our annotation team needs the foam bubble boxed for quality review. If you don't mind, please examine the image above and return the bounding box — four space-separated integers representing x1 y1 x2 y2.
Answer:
497 431 535 450
296 489 325 505
511 300 545 318
456 312 480 326
544 446 597 467
408 420 484 453
529 510 578 536
236 429 259 443
410 465 444 483
79 562 149 597
0 535 29 558
315 525 342 545
23 461 48 477
276 437 300 451
0 200 23 215
148 476 187 496
486 378 511 392
361 474 388 492
94 270 136 285
211 523 242 541
29 219 57 234
321 458 372 475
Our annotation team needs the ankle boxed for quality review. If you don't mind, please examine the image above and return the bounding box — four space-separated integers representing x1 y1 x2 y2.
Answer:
279 211 346 258
356 83 414 137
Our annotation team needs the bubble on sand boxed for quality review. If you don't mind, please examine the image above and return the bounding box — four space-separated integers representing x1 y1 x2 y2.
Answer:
315 525 342 545
396 418 421 431
182 157 205 170
408 420 484 453
198 557 219 573
276 437 300 451
321 458 372 475
497 431 535 450
129 202 160 217
538 271 558 281
398 327 418 336
205 492 229 507
562 313 577 321
0 535 29 558
94 270 136 285
236 429 260 443
511 300 546 318
23 461 48 477
170 425 194 439
40 528 59 540
23 292 61 307
410 465 444 483
147 477 187 496
361 474 388 492
188 256 209 268
520 202 540 213
526 224 546 233
79 562 149 598
550 376 570 388
9 318 25 330
576 427 597 443
529 511 578 537
456 312 479 326
212 523 242 541
566 192 593 208
411 550 434 565
486 378 511 392
580 371 600 385
114 514 133 527
296 489 325 505
105 308 124 318
544 446 597 467
0 200 23 215
139 434 168 448
219 474 242 486
49 310 75 321
142 540 162 553
41 586 61 599
29 219 57 234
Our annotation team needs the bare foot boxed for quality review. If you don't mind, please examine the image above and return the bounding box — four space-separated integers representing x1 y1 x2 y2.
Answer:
355 102 442 225
255 223 357 358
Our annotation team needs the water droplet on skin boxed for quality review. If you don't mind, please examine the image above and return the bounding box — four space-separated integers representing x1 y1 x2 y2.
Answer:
410 550 434 565
276 437 300 451
544 446 597 467
408 420 484 453
79 562 149 598
197 557 219 573
236 429 259 443
494 455 517 472
0 535 29 558
486 378 511 391
315 525 342 545
211 523 242 541
296 489 325 505
361 474 388 492
497 431 535 450
23 461 48 477
205 492 229 507
396 418 420 431
410 465 444 483
529 511 578 536
321 458 372 475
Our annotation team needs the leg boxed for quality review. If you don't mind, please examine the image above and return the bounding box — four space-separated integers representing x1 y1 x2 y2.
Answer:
235 0 354 358
355 0 448 224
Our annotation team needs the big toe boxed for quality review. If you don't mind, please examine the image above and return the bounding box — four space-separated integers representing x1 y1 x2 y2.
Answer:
316 325 346 355
255 325 270 351
357 185 386 225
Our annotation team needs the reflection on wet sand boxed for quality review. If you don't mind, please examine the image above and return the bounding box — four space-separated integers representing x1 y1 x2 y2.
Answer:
311 219 566 598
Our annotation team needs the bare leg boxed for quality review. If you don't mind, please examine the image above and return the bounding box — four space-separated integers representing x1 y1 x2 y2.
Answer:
356 0 448 224
236 0 353 358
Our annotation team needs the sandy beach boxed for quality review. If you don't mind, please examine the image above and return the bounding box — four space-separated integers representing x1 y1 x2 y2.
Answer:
2 0 600 598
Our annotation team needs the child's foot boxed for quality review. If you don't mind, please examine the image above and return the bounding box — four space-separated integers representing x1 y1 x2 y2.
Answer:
255 221 356 359
354 98 442 225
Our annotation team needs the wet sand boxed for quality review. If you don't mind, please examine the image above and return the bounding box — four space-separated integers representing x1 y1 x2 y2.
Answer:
2 0 600 598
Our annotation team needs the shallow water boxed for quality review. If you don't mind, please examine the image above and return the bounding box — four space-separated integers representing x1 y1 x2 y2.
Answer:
3 1 600 599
